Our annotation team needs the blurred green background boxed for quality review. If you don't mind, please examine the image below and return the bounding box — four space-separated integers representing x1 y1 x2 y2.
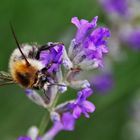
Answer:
0 0 140 140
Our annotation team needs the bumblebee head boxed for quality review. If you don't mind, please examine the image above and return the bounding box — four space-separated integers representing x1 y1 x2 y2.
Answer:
10 60 39 88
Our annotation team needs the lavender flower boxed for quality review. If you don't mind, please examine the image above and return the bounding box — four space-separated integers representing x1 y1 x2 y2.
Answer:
52 112 75 131
17 113 75 140
14 16 110 140
121 29 140 50
67 16 110 70
99 0 128 16
69 88 95 119
90 73 114 93
39 43 64 73
42 112 75 140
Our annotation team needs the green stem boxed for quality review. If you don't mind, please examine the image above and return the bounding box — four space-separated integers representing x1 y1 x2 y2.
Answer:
39 94 61 136
52 94 60 108
39 111 50 136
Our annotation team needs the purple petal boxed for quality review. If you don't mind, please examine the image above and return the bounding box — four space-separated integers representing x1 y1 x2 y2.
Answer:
77 88 93 102
62 112 75 131
73 106 82 119
91 16 98 27
82 27 110 63
71 16 98 44
45 122 63 139
82 101 96 113
39 51 51 66
71 17 81 28
39 43 64 73
82 111 90 118
91 27 111 44
44 112 75 140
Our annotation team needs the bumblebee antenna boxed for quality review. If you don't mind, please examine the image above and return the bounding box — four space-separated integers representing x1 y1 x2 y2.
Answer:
10 23 30 66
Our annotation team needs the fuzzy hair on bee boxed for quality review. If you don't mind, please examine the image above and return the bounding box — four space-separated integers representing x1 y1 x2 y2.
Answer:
0 24 64 90
9 42 44 88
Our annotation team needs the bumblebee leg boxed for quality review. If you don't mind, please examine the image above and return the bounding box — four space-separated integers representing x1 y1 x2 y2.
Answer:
36 42 64 59
43 83 58 107
41 60 59 75
43 88 51 105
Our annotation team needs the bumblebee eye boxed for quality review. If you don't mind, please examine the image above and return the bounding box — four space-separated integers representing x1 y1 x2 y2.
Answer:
41 67 47 73
16 72 30 87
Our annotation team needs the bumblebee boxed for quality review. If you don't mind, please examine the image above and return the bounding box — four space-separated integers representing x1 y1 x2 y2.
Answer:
0 25 63 90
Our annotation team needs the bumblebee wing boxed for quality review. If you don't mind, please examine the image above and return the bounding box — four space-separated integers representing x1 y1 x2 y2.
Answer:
0 71 15 86
0 71 13 80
